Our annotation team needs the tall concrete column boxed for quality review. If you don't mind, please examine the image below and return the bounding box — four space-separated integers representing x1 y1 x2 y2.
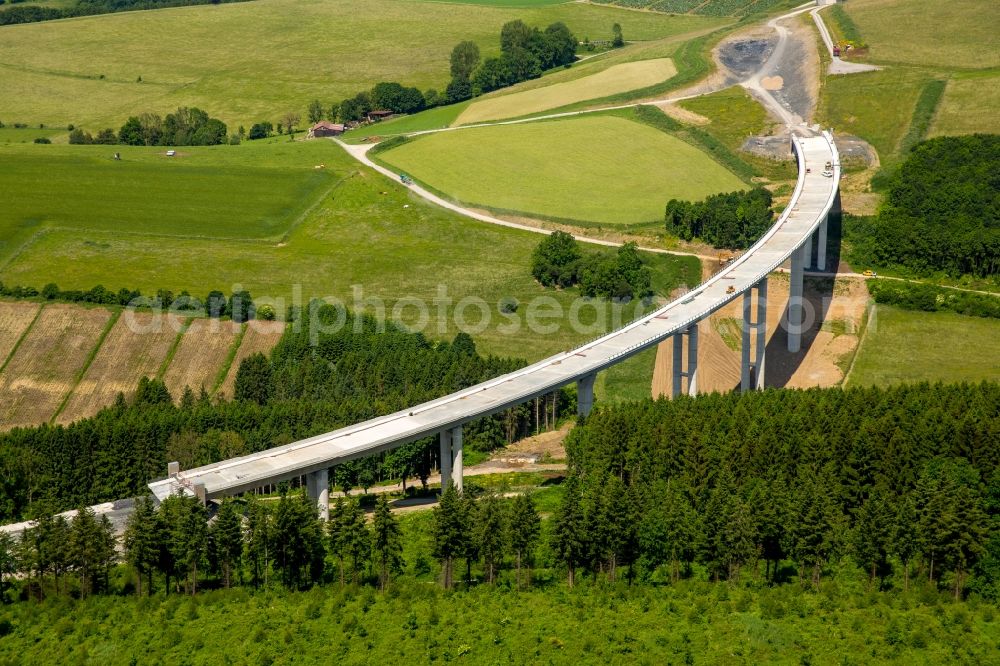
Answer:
439 429 452 491
787 244 805 353
803 231 813 269
755 278 768 389
450 426 463 493
307 468 329 521
686 323 699 396
577 372 596 417
816 216 828 272
671 333 684 398
741 290 753 391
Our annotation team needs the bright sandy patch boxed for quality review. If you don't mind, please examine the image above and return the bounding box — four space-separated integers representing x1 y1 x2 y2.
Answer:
456 58 677 125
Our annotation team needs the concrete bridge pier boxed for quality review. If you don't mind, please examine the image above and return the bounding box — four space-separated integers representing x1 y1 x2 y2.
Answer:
741 278 768 391
577 372 596 417
787 243 806 352
306 468 329 521
671 323 699 398
816 215 828 271
439 426 464 492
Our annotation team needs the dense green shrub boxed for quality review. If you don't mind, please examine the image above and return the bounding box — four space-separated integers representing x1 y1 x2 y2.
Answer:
665 187 774 249
531 232 651 300
855 135 1000 278
867 279 1000 318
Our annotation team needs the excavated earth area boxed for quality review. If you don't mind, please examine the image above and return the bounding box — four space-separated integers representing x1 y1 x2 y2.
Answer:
653 261 870 396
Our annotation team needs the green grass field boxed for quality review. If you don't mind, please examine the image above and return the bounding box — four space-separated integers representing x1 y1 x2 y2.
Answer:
378 113 746 225
0 0 723 131
455 58 677 124
930 74 1000 137
0 141 700 360
817 68 930 167
0 127 63 144
847 305 1000 387
0 140 335 262
843 0 999 69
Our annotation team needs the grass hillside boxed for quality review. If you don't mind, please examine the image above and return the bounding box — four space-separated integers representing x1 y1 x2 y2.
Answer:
455 58 677 124
817 0 998 166
0 0 724 130
847 305 1000 387
0 141 700 361
377 113 747 225
0 141 335 263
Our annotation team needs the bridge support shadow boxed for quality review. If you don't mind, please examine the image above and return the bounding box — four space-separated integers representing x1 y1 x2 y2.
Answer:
761 190 844 389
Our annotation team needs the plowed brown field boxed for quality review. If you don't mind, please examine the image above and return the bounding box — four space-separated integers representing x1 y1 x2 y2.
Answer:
0 304 112 428
56 312 181 424
0 301 41 368
218 321 286 399
162 318 243 400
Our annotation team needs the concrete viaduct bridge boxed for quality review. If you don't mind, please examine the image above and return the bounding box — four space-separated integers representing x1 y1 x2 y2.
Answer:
150 131 841 518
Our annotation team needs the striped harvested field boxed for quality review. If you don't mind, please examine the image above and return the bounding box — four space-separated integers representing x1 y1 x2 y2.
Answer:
0 300 41 368
218 321 286 399
0 304 112 428
56 312 180 424
162 318 243 400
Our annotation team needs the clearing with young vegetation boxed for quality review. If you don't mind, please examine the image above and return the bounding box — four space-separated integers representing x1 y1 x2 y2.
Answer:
0 300 40 367
455 58 678 124
378 113 747 225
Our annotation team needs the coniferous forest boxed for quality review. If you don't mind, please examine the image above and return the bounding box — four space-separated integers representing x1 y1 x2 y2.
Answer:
0 304 997 662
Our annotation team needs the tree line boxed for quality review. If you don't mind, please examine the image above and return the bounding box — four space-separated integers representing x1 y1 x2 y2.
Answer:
0 280 270 321
553 382 999 600
0 0 250 26
665 187 774 249
868 279 1000 319
69 107 231 147
531 231 652 301
848 135 1000 279
0 304 570 521
447 20 577 103
1 482 545 601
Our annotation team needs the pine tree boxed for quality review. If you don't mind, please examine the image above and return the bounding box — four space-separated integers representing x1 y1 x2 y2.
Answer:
69 506 104 598
327 497 348 586
890 492 919 592
474 494 505 584
343 498 371 585
506 493 540 589
552 477 586 588
244 496 271 588
371 495 403 591
211 498 243 588
852 492 893 588
432 486 468 589
124 495 160 595
0 531 14 603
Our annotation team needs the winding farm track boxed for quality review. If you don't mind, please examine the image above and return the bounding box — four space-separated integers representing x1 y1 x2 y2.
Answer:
146 2 845 503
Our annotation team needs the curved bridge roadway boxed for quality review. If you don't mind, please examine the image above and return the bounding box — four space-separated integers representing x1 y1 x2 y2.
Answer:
149 132 840 510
